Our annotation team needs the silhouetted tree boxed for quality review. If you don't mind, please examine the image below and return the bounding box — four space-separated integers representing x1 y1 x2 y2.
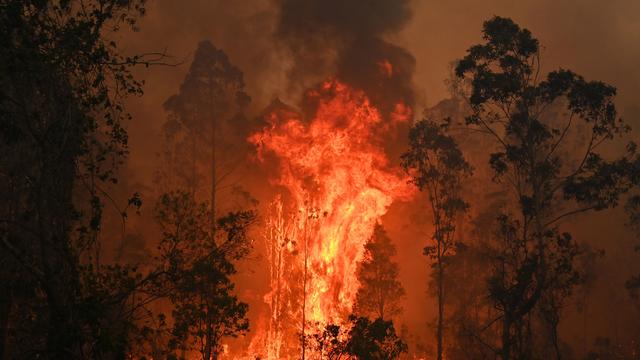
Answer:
155 41 258 360
354 224 405 320
310 323 347 360
402 119 471 360
345 316 407 360
154 191 254 360
309 316 407 360
625 189 640 307
455 16 638 359
0 1 167 357
441 238 499 359
160 40 251 224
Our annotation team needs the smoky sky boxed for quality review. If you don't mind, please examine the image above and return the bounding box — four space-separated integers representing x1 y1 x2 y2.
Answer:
117 0 640 354
275 0 416 117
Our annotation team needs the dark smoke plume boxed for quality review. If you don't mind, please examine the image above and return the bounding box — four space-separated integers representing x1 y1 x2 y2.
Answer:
275 0 416 118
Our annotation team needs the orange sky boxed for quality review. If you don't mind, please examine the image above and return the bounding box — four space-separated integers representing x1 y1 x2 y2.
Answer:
115 0 640 355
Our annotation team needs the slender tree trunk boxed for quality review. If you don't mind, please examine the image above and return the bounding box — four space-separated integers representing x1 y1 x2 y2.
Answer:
437 237 444 360
502 314 512 360
206 80 217 360
549 314 561 360
582 298 588 356
191 128 198 197
43 260 77 360
41 153 81 359
212 335 219 360
301 206 309 360
274 242 283 357
208 76 217 241
0 289 11 360
211 111 216 238
204 311 213 360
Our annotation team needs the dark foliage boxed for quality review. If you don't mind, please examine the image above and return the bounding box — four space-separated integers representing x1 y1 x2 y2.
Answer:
402 118 471 360
310 315 407 360
153 191 254 359
454 16 637 359
0 0 152 357
354 224 405 320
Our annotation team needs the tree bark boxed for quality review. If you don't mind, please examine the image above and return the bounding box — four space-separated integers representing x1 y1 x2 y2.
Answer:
0 289 11 360
437 243 444 360
301 206 309 360
204 311 213 360
501 314 512 360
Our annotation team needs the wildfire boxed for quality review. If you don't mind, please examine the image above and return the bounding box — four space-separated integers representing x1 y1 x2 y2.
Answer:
378 59 394 78
248 79 413 358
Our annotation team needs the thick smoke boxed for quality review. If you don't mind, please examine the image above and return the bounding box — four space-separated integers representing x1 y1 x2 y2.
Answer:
275 0 416 118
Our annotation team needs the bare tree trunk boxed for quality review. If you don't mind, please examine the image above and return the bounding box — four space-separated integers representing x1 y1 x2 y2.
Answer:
544 305 562 360
41 154 82 359
211 112 216 239
0 289 11 360
204 312 213 360
437 248 444 360
502 314 512 360
212 334 219 360
301 207 309 360
582 298 588 356
191 128 198 197
207 75 217 242
552 321 561 360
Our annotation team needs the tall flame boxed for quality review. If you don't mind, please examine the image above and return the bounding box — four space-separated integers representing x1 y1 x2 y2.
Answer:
248 80 412 358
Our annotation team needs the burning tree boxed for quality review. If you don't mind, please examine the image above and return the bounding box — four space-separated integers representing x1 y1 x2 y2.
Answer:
256 196 305 359
249 80 413 358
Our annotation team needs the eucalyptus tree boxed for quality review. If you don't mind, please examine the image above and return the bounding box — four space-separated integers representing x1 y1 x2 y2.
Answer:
160 40 250 228
402 119 471 360
154 191 255 360
455 16 638 359
0 1 167 357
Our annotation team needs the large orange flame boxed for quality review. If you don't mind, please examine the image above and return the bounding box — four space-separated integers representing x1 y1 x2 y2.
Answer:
248 80 413 358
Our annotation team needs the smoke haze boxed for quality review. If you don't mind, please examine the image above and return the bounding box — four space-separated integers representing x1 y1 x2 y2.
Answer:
115 0 640 356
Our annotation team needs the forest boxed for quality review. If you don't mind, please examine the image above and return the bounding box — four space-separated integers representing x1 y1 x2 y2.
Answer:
1 0 640 359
